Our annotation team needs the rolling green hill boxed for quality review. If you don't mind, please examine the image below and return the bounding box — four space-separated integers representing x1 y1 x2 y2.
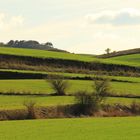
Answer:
0 46 140 67
0 46 97 62
106 54 140 67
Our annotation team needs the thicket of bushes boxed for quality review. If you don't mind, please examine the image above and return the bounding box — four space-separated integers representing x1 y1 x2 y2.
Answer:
1 101 140 121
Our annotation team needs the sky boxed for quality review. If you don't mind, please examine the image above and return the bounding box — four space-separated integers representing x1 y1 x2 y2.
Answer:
0 0 140 54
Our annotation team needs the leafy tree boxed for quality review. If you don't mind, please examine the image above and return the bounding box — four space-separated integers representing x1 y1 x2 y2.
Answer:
105 48 111 54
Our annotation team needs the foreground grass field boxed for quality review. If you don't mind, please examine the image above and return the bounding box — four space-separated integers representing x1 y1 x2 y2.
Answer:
0 117 140 140
0 46 140 67
0 80 139 95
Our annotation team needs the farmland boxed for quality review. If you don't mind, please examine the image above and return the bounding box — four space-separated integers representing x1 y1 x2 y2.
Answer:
0 46 140 67
0 95 139 110
0 45 140 140
1 0 140 139
0 79 139 95
0 69 140 82
0 117 140 140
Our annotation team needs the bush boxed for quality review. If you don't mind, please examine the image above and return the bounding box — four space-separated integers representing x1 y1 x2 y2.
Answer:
74 78 110 115
93 78 110 102
49 79 69 95
130 101 140 114
74 91 98 115
23 100 36 119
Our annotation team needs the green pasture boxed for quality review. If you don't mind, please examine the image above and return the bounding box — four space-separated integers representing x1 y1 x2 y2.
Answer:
0 46 139 67
0 80 139 95
0 117 140 140
0 95 139 110
106 54 140 67
0 46 97 62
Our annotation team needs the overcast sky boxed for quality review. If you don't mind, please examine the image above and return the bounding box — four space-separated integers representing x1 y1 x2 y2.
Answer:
0 0 140 54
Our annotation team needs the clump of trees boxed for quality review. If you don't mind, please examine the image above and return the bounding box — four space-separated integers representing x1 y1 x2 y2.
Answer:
7 40 54 50
6 40 67 52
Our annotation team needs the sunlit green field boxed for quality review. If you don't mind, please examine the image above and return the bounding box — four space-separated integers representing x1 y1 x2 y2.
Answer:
0 117 140 140
0 46 140 67
0 80 139 95
106 54 140 67
0 46 97 62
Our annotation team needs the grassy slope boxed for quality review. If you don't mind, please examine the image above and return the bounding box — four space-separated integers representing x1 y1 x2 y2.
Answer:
0 46 140 67
0 95 139 110
106 54 140 67
0 117 140 140
0 46 96 62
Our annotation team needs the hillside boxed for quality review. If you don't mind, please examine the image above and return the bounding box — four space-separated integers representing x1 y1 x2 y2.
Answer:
0 46 139 68
99 48 140 58
106 54 140 67
0 46 96 62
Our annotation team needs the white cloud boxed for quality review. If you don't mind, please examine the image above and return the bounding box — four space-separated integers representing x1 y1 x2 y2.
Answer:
0 13 24 30
86 8 140 26
10 16 24 26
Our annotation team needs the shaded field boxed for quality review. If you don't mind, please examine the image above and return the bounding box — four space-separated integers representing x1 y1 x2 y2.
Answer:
0 80 139 95
0 69 140 83
0 95 139 110
0 117 140 140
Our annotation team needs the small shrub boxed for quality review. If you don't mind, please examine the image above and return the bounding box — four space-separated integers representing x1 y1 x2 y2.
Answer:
23 100 36 119
74 91 98 115
93 78 110 103
49 79 69 95
74 78 110 115
130 101 140 114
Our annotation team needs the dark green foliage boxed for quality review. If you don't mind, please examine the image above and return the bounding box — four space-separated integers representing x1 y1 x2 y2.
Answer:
6 40 67 52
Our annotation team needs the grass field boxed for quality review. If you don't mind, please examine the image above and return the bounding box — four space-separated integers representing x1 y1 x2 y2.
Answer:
0 79 139 95
0 46 140 67
0 95 139 110
106 54 140 67
0 46 97 62
0 117 140 140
